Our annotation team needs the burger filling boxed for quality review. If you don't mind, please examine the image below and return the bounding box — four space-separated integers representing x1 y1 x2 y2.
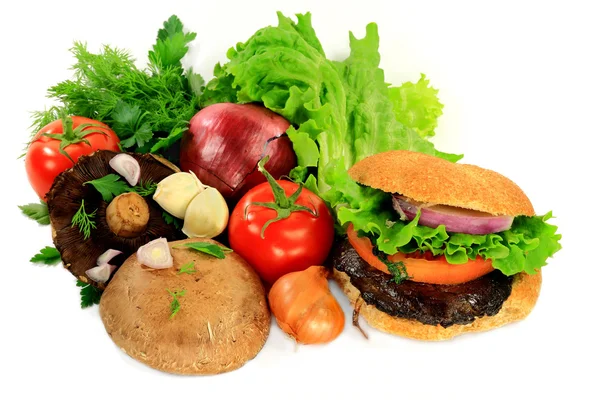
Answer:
332 240 513 327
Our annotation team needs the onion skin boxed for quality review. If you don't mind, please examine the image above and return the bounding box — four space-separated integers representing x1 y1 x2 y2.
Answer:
268 266 345 345
392 195 514 235
180 103 297 201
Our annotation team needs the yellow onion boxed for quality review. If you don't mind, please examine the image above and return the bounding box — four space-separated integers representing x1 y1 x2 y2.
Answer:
268 266 345 344
153 172 204 219
182 187 229 238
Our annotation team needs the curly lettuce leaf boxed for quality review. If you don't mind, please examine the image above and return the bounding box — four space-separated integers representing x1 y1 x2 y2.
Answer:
388 74 444 138
339 200 562 276
201 12 460 212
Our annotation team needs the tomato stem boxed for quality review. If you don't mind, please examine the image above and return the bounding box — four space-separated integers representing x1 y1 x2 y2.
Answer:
40 111 109 164
247 156 318 239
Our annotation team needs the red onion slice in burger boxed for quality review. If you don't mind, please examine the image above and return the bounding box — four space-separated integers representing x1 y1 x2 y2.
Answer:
392 195 513 235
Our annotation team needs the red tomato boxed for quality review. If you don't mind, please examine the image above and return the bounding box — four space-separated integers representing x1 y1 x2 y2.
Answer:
347 225 494 285
25 116 120 199
229 180 335 284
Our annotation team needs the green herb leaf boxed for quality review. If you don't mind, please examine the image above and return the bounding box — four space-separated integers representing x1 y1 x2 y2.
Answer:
38 16 201 158
77 280 102 308
376 251 410 284
30 246 61 265
150 127 185 154
132 180 158 197
149 15 197 72
111 101 154 149
85 174 130 202
177 262 196 275
71 200 97 240
174 242 232 259
167 289 186 319
162 211 183 229
187 68 205 97
19 201 50 225
29 106 68 135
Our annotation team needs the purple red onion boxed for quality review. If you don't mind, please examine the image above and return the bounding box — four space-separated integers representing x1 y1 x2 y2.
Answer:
179 103 297 201
392 195 514 235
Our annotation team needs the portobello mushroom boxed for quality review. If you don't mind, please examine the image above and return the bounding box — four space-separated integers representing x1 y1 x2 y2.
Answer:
47 150 182 289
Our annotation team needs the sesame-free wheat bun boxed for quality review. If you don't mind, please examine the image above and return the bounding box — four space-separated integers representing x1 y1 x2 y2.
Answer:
348 150 534 217
99 238 270 375
333 267 541 341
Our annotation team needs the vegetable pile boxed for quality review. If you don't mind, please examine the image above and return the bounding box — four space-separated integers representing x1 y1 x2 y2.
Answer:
18 11 560 352
201 13 459 211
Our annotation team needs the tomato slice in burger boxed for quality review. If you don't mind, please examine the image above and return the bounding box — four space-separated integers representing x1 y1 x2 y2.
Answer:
346 225 494 285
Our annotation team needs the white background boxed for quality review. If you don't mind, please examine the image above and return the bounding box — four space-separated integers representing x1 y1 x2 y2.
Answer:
1 0 598 399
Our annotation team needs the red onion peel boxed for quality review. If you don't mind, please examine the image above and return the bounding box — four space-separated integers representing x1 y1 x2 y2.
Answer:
392 195 514 235
180 103 297 201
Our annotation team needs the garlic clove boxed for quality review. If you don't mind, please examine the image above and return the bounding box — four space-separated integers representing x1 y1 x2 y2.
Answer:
153 172 205 219
182 187 229 239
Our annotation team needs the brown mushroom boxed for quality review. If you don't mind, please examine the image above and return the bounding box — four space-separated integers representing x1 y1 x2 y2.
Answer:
99 238 271 375
47 150 182 289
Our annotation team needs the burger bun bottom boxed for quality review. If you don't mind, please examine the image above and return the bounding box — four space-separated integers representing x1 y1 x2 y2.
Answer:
332 269 542 341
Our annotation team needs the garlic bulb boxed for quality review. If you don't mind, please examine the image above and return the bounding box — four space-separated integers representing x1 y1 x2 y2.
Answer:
153 172 204 219
182 187 229 238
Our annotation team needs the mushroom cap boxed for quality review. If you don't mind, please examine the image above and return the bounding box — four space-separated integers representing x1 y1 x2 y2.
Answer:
99 238 271 375
47 150 182 289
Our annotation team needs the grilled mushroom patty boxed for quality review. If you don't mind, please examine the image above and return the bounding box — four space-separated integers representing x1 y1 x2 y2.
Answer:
332 240 513 328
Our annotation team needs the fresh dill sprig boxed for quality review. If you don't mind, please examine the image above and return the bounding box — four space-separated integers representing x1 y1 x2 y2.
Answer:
71 200 97 240
35 15 202 159
132 180 158 197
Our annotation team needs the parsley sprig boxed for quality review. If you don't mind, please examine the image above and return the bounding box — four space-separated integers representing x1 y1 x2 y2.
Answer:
375 249 411 284
174 242 232 259
167 289 186 319
30 246 61 265
84 174 129 202
19 201 50 225
85 174 157 202
31 15 202 158
177 262 196 275
77 280 102 308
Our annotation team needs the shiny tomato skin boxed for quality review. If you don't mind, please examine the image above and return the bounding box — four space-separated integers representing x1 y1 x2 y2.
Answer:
25 117 120 199
229 181 335 284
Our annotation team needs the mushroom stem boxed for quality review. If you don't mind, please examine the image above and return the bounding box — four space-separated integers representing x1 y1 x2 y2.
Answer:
106 192 150 237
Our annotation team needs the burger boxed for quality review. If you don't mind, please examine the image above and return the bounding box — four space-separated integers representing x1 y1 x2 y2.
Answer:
331 150 561 340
